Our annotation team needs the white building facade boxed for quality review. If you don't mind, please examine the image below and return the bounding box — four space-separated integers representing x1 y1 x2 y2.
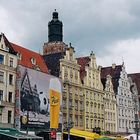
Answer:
117 64 134 133
0 33 17 127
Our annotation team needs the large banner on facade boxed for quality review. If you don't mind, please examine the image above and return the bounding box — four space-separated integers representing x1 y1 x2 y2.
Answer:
15 65 62 131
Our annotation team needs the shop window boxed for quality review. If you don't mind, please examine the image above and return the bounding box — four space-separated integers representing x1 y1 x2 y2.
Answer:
8 111 12 123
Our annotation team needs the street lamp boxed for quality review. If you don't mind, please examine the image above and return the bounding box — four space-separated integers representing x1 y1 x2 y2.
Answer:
63 80 74 140
130 84 139 140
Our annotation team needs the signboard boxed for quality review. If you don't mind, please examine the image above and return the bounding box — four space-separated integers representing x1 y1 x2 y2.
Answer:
15 65 62 131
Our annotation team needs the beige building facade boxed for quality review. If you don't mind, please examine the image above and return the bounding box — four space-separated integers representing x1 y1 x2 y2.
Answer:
0 33 17 127
77 52 104 132
60 46 85 130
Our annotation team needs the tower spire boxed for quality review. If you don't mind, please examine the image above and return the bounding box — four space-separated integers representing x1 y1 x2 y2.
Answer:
48 10 63 42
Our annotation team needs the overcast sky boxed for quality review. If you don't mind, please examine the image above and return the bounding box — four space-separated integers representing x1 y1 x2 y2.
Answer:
0 0 140 73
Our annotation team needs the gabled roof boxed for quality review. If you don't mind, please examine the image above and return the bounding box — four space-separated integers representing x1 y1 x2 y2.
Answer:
128 73 140 95
0 33 17 55
11 43 48 74
101 65 122 93
77 56 90 82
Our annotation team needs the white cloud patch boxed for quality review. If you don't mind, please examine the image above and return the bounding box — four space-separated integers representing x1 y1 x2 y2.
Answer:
97 38 140 73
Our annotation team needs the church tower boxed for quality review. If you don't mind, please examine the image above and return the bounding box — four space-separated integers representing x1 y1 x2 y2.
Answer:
43 10 68 76
48 10 63 42
43 10 67 55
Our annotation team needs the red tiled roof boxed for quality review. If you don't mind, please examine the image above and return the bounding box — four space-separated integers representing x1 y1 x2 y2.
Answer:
11 43 48 74
101 65 122 78
128 73 140 96
77 57 90 82
101 65 122 93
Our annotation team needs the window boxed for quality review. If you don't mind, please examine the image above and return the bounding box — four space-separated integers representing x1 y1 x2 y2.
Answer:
0 54 4 64
86 118 89 128
80 116 83 126
91 119 93 129
75 101 78 110
0 90 3 101
1 44 3 49
31 57 36 65
9 74 13 85
17 52 22 60
9 57 13 67
75 115 78 126
8 92 12 103
0 71 4 83
8 111 12 123
0 108 2 115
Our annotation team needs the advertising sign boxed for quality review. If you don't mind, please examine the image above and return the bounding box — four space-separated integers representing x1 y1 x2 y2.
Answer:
15 65 62 131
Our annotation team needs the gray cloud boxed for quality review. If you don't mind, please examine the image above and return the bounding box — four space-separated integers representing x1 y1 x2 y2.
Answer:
0 0 140 72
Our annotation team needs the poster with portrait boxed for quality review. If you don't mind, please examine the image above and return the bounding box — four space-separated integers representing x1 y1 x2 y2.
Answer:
15 65 62 131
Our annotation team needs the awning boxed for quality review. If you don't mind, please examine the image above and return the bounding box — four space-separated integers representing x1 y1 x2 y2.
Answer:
63 128 100 140
95 136 116 140
0 128 43 139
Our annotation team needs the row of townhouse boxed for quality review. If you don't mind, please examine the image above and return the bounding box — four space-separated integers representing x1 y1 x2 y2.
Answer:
43 11 140 134
0 10 140 135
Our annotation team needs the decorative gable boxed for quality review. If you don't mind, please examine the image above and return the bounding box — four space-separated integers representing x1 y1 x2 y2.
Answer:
0 35 9 52
0 33 17 55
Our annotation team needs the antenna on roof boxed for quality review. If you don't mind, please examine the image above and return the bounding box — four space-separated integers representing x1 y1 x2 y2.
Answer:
39 49 42 55
122 57 124 65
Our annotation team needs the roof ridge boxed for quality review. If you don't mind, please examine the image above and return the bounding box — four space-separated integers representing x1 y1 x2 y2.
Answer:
11 42 40 55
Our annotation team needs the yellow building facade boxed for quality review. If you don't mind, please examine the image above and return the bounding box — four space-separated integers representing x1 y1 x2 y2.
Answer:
77 52 104 131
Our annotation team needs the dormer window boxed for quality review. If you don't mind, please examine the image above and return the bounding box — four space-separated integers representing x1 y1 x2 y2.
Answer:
1 44 3 49
5 47 9 52
31 57 36 65
17 53 22 60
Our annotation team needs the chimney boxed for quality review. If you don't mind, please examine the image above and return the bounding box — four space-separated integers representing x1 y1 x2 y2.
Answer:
112 63 116 69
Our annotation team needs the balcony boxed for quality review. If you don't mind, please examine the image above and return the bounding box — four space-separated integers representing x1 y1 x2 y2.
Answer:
69 94 73 99
62 87 67 93
70 110 73 114
79 96 83 101
62 93 67 99
75 94 78 99
63 108 67 114
0 64 16 72
75 110 79 115
79 111 83 116
0 122 14 128
0 101 14 107
90 114 94 118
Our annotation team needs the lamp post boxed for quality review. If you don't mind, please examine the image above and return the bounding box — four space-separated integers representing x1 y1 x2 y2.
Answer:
63 80 74 140
130 84 139 140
